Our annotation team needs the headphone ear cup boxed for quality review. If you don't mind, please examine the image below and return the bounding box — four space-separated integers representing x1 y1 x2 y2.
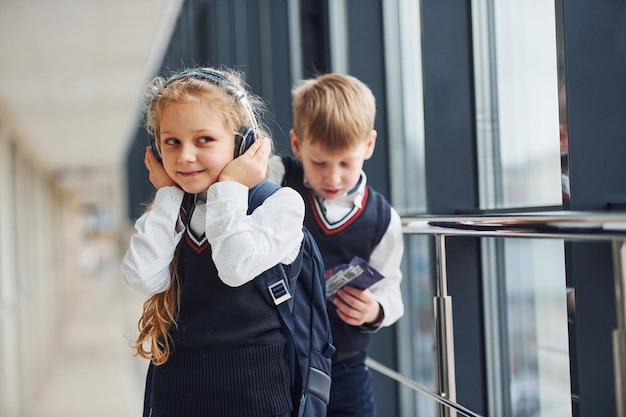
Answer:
234 125 257 157
149 135 162 162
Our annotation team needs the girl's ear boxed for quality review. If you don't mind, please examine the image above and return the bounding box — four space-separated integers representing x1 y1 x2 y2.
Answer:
290 129 302 158
364 129 377 160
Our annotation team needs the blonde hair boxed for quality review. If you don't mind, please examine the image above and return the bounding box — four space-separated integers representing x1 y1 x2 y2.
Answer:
144 67 268 155
135 67 269 365
292 73 376 150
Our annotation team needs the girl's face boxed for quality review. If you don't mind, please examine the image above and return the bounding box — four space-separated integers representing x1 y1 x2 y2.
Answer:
158 97 235 194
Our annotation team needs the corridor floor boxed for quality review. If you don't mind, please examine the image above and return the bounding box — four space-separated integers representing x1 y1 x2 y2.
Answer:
25 274 149 417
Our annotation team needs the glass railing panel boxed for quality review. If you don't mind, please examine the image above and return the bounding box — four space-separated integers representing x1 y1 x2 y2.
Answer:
500 238 571 417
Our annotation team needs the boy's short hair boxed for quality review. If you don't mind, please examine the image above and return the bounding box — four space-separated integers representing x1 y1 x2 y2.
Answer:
292 73 376 150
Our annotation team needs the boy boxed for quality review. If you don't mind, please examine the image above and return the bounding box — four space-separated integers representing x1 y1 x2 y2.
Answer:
269 73 404 416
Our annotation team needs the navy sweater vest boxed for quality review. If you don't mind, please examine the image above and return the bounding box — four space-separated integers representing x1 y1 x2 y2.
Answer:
281 156 392 352
149 202 291 417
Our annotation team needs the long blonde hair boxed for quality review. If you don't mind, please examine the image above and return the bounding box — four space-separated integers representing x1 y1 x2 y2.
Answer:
134 251 181 365
133 67 269 365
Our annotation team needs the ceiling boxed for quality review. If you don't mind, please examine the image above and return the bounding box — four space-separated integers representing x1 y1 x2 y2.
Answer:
0 0 180 206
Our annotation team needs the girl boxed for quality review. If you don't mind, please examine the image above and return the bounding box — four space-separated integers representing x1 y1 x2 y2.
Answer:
121 67 305 417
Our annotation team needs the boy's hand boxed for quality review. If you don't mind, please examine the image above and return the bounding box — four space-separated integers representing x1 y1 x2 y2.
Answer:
219 137 271 187
145 146 177 189
333 286 382 327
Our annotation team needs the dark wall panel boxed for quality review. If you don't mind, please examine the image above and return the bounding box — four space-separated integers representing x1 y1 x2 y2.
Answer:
560 1 626 415
346 0 389 198
420 0 486 415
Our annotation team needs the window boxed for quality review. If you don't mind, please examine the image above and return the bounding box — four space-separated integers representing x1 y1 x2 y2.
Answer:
473 0 562 210
383 1 432 415
472 1 572 416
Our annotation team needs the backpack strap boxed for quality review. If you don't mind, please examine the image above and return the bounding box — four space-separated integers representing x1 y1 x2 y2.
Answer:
256 263 300 384
248 181 334 413
248 180 281 208
248 181 301 397
248 181 297 310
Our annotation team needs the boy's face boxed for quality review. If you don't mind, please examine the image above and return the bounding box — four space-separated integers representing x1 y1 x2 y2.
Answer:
290 129 376 200
158 98 236 194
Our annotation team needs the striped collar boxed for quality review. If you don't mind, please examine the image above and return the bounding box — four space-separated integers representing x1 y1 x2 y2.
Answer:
303 171 368 210
304 172 369 235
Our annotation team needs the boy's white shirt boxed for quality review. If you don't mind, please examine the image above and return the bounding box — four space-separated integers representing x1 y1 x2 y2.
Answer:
121 181 304 295
268 155 405 328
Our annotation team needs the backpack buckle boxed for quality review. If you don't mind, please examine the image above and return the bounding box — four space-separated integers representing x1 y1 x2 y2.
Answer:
268 279 292 305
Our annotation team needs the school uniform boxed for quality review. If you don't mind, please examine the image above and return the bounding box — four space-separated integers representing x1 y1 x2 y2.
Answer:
269 155 404 417
122 181 305 417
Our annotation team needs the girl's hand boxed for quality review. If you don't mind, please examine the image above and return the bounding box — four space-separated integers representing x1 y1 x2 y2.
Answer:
333 287 382 327
219 137 271 188
144 146 177 189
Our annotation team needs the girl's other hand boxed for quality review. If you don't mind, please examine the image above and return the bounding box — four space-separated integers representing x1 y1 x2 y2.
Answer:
144 146 177 189
219 136 271 188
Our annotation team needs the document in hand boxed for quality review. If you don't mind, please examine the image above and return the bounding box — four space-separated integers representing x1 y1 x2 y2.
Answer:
325 257 384 300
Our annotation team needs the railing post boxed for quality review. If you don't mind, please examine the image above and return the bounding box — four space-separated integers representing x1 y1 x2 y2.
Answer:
434 234 457 417
612 240 626 417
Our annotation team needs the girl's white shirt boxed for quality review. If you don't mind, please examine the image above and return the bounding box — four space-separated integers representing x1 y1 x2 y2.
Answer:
121 181 305 295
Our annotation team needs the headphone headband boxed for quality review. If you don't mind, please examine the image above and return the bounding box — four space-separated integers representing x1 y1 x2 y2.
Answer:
168 68 258 129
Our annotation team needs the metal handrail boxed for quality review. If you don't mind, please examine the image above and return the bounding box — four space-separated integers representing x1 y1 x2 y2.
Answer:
366 357 482 417
368 211 626 417
402 211 626 240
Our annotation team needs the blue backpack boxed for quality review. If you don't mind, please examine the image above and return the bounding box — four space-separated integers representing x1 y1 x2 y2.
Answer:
249 181 335 417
